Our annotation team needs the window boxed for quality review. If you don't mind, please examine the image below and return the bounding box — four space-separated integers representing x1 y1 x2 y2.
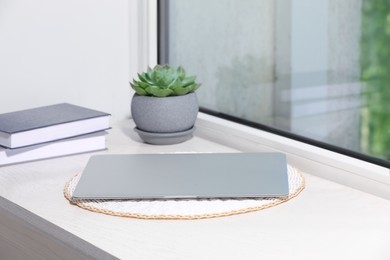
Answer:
158 0 390 168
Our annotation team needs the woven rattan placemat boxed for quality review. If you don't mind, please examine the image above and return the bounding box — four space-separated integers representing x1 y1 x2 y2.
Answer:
64 165 305 220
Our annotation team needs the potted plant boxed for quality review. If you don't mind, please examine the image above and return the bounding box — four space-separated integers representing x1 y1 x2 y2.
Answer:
130 64 201 144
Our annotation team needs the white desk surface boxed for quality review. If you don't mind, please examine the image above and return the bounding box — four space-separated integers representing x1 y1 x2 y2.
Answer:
1 120 390 260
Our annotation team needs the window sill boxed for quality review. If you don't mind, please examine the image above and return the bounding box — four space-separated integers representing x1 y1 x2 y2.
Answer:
196 112 390 200
0 117 389 259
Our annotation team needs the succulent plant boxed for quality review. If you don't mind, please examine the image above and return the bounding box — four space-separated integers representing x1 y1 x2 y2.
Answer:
130 65 200 97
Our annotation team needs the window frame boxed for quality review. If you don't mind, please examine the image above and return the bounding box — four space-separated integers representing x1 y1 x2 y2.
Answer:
156 0 390 168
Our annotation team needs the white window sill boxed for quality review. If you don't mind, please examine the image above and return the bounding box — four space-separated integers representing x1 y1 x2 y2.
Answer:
0 115 389 259
196 112 390 200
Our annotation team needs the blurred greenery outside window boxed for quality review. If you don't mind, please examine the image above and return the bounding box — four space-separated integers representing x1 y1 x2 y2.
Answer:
361 0 390 161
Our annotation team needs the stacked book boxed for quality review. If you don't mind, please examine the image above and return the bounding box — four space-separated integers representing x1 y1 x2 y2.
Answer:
0 103 111 166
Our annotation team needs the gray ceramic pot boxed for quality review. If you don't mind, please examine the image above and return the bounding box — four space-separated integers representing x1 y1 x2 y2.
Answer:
131 92 199 133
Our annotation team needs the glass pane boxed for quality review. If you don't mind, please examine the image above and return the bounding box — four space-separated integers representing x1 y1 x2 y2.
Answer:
163 0 390 165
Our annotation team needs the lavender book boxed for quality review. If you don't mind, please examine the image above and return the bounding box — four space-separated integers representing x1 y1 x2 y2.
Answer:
0 103 110 149
0 131 107 166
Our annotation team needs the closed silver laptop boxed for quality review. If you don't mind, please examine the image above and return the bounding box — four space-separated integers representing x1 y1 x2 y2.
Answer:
72 152 289 200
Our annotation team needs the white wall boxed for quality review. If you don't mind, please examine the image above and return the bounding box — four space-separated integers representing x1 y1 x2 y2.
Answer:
0 0 132 121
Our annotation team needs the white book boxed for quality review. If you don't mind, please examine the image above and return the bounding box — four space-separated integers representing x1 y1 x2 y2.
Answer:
0 131 107 166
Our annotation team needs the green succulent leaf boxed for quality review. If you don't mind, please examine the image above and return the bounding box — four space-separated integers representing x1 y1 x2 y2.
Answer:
130 82 148 95
138 73 154 85
180 76 196 87
145 86 174 97
144 72 154 84
153 69 176 87
173 83 198 96
137 80 150 89
167 77 180 89
130 65 200 97
178 66 185 79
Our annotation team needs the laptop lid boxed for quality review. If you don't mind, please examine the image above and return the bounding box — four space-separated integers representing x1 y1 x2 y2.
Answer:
72 152 289 200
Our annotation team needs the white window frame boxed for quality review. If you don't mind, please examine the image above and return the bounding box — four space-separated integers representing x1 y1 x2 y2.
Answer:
132 0 390 200
128 0 158 78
